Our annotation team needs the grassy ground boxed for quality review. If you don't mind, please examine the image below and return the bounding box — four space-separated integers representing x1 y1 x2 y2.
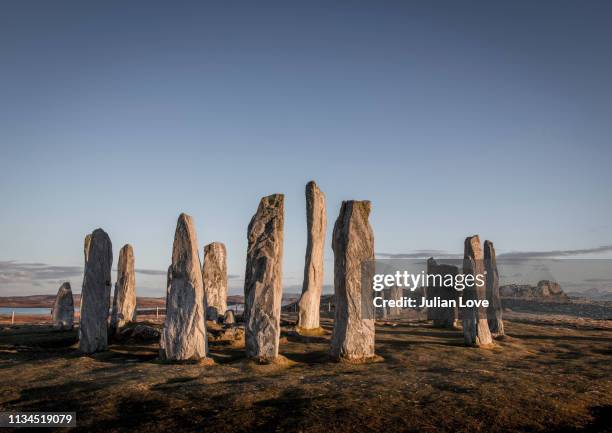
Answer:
0 314 610 433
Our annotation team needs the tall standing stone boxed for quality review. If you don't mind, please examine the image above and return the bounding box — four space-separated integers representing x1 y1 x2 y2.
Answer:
460 235 493 346
297 181 326 331
202 242 228 322
110 244 136 333
79 229 113 353
484 240 504 336
160 213 208 361
330 201 376 362
244 194 284 362
426 258 459 328
52 282 74 330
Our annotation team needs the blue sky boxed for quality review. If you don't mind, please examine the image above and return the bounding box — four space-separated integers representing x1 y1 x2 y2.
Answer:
1 1 611 296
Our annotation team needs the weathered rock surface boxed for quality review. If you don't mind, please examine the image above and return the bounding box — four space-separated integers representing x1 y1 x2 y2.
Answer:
118 324 161 341
460 235 493 346
52 282 74 330
244 194 284 362
223 309 236 325
537 280 564 297
500 281 568 301
202 242 228 321
426 258 459 328
387 286 403 317
160 213 208 361
110 244 136 333
297 181 326 331
79 229 113 353
330 200 376 362
484 240 504 336
165 264 172 310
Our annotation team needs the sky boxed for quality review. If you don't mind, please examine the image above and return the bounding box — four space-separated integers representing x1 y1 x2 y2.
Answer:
1 1 611 297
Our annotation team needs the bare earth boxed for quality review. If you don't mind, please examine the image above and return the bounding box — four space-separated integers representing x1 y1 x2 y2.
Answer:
0 307 610 432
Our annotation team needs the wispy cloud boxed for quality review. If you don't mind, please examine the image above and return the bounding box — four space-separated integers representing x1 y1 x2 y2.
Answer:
497 245 612 259
0 261 82 285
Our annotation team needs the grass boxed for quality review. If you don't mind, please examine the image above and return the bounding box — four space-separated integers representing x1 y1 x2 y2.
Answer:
0 314 610 432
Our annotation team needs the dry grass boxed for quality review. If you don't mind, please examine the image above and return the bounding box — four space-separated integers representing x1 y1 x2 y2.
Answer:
0 314 610 433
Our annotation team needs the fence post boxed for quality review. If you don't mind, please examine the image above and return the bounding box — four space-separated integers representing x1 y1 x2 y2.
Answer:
156 307 159 319
11 311 15 325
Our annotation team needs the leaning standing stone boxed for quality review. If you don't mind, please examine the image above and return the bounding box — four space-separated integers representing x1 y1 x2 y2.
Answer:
484 240 504 336
244 194 284 362
297 181 326 331
202 242 228 322
79 229 113 353
460 235 493 346
426 258 459 328
110 244 137 333
160 213 208 361
329 200 376 362
52 282 74 330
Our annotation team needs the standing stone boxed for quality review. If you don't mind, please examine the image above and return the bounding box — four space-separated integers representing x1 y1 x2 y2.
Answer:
52 282 74 330
330 201 376 362
484 240 504 336
297 181 326 331
388 286 403 317
110 244 136 333
202 242 228 322
460 235 493 346
160 213 208 361
223 309 236 326
79 229 113 354
426 258 459 328
244 194 284 362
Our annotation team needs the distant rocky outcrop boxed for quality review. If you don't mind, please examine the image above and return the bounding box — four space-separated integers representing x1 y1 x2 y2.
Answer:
500 280 569 301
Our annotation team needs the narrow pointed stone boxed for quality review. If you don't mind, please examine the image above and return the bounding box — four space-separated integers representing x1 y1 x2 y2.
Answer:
79 228 113 354
202 242 228 322
484 240 504 336
426 258 459 328
83 234 92 266
460 235 493 347
165 264 172 311
244 194 284 362
110 244 136 333
330 200 376 362
297 181 326 331
52 282 74 330
160 213 208 361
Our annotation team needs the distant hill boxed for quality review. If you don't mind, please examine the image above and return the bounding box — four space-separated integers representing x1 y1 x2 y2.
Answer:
0 292 303 308
566 288 612 301
0 294 164 308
